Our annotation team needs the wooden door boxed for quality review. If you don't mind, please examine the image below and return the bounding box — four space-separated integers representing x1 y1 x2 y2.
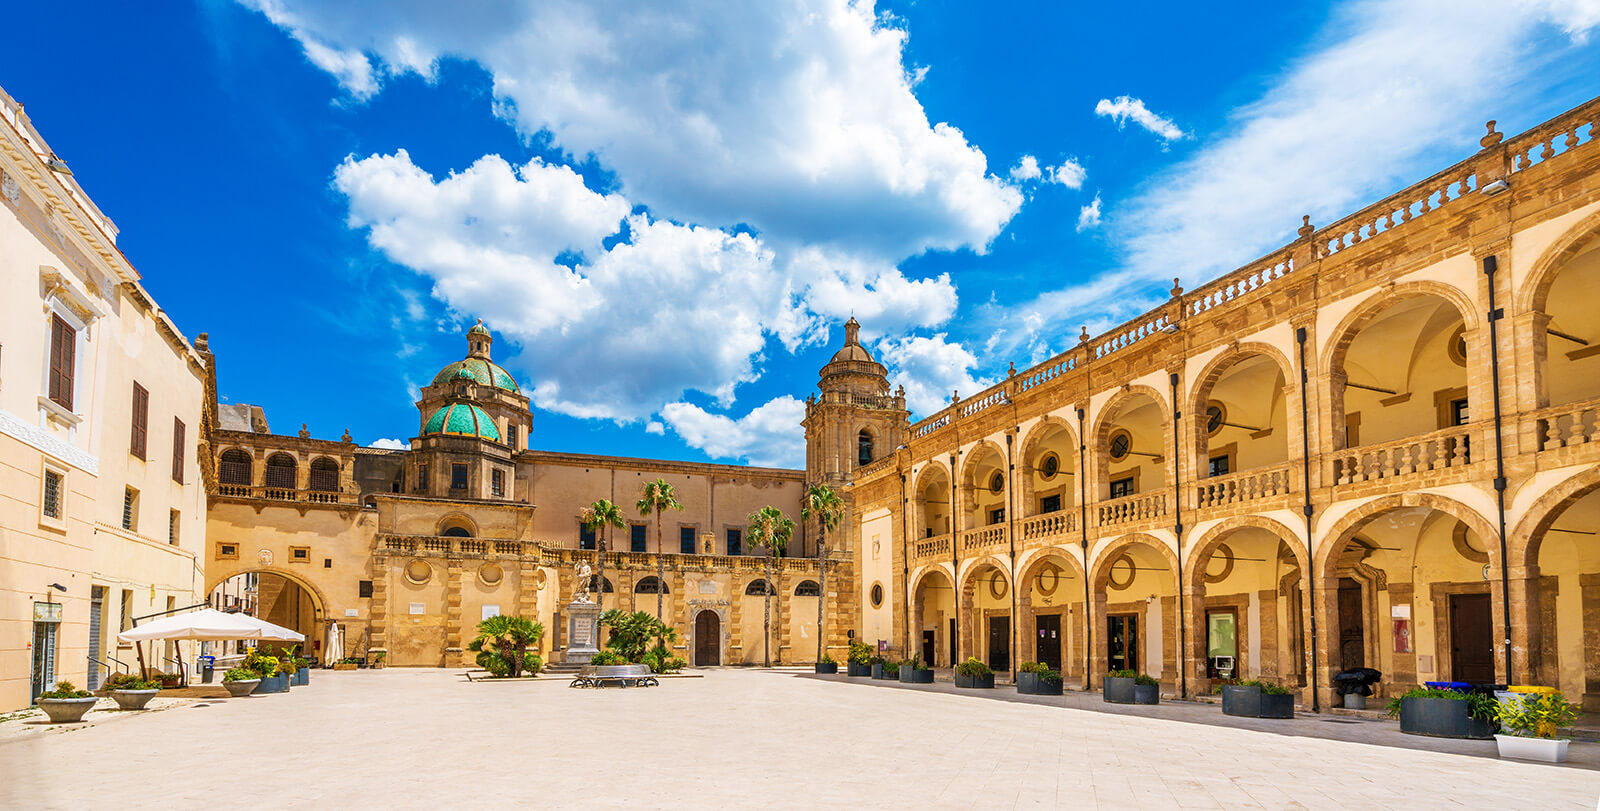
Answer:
922 630 936 668
1035 614 1062 670
1337 578 1365 670
988 616 1011 672
1451 593 1494 683
1108 614 1138 672
694 610 720 666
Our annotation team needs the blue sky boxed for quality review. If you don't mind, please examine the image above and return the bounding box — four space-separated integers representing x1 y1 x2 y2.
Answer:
5 1 1598 468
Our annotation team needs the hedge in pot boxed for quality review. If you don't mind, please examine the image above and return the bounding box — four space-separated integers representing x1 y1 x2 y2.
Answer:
869 655 889 680
877 658 901 680
847 642 874 677
37 681 97 723
1017 662 1064 696
898 654 934 684
222 666 262 697
1221 679 1293 718
1103 669 1158 704
1386 688 1496 739
245 648 287 694
1494 691 1580 763
105 673 162 710
955 657 995 689
814 654 839 675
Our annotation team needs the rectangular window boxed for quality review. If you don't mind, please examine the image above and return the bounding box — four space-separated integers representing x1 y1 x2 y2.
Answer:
359 580 374 598
579 524 596 550
680 526 697 554
1450 398 1470 426
416 464 429 492
451 463 468 490
1109 477 1134 499
42 469 63 520
119 589 133 633
1039 494 1062 514
630 524 647 553
48 314 75 411
508 424 519 449
171 418 186 482
122 487 139 532
291 546 309 562
726 528 742 556
491 468 504 497
988 507 1005 525
218 543 238 559
1208 455 1231 477
169 509 180 546
130 383 149 460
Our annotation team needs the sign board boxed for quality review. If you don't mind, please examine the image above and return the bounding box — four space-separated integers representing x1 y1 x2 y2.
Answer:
345 609 359 617
1391 604 1411 619
482 604 501 621
1393 619 1413 653
33 602 62 622
409 602 425 615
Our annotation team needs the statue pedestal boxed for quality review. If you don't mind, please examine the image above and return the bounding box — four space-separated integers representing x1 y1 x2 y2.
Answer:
562 601 601 665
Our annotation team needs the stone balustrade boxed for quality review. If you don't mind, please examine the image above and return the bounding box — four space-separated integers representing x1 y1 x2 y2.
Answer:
959 524 1007 555
1019 509 1076 544
913 533 952 564
1194 464 1293 511
217 483 355 504
1096 491 1167 528
1331 425 1472 486
1537 401 1600 450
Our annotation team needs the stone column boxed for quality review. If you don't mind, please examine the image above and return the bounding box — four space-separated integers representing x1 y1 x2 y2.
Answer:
368 553 389 660
1256 588 1280 680
1581 574 1600 711
729 581 744 664
517 560 540 654
1505 564 1541 686
444 555 464 668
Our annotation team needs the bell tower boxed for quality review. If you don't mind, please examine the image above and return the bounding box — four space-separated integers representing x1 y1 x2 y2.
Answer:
803 318 908 485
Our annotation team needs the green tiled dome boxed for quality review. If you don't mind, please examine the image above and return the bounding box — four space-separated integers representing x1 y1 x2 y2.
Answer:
431 357 520 393
422 402 503 442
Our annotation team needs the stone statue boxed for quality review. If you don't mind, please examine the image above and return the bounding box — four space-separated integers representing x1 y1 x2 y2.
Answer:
573 560 594 603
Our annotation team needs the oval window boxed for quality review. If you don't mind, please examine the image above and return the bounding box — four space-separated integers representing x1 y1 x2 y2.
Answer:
1205 403 1226 437
1040 453 1060 479
1109 430 1133 461
870 582 884 608
989 471 1004 494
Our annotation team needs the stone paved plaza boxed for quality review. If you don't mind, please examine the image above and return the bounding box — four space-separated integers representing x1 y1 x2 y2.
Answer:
2 669 1599 809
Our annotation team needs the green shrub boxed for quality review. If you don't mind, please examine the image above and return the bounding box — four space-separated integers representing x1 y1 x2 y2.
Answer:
847 641 873 665
589 650 628 666
1038 668 1063 685
1497 692 1579 739
105 673 159 691
1107 669 1137 679
868 655 885 666
599 610 677 663
467 615 546 678
819 654 836 666
222 666 259 683
522 652 545 676
38 681 91 699
1019 661 1044 674
882 660 901 676
243 648 280 679
641 645 684 674
956 657 991 678
1382 687 1498 724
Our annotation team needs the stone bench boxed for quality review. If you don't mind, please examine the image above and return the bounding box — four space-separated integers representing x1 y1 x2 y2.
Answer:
569 664 659 689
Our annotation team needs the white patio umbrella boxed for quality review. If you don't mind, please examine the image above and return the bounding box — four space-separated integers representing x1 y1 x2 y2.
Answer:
324 622 343 667
231 613 306 643
117 608 266 643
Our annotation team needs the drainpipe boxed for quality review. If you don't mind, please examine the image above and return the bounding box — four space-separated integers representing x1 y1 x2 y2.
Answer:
1483 255 1514 681
1169 372 1187 700
901 472 911 658
1077 407 1092 689
1295 326 1321 713
950 452 959 665
1006 432 1018 683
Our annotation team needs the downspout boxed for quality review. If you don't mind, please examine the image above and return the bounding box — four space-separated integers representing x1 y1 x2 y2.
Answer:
950 452 960 665
901 472 911 658
1006 432 1018 684
1169 371 1187 700
1296 326 1321 713
1077 407 1092 689
1483 254 1514 680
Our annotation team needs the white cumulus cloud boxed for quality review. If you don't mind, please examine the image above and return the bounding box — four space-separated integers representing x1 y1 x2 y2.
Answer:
875 333 995 417
368 437 409 450
1009 155 1041 181
1077 194 1103 232
1045 159 1087 188
1094 95 1187 142
660 396 807 468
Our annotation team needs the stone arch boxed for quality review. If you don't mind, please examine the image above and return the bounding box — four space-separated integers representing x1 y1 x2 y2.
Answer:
1185 515 1308 594
1518 207 1600 314
1315 493 1500 576
909 563 957 667
1016 547 1088 676
205 565 330 614
956 439 1008 532
1019 415 1079 465
1184 516 1312 688
1090 385 1174 500
1018 416 1078 515
1188 344 1297 478
1090 532 1179 590
956 554 1013 665
1090 384 1172 449
1189 342 1297 418
1509 463 1600 569
1320 280 1481 376
854 423 878 468
911 461 953 539
436 512 479 537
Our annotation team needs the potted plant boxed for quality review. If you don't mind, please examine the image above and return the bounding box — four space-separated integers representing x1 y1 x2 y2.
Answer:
1017 662 1064 696
1386 687 1496 739
246 648 287 693
222 666 262 697
105 673 161 710
1103 669 1159 704
371 650 387 669
36 681 97 723
276 656 298 690
282 645 311 686
814 653 839 675
1494 691 1580 762
898 654 934 684
1221 679 1294 718
846 642 873 677
876 658 900 680
955 657 994 689
869 655 888 680
150 671 181 689
333 657 361 671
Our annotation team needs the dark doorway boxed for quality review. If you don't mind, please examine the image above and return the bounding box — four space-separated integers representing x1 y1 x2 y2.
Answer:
1107 614 1138 672
1450 593 1495 683
1337 578 1365 670
988 615 1011 672
922 630 936 668
694 610 720 666
948 618 957 666
1035 614 1062 670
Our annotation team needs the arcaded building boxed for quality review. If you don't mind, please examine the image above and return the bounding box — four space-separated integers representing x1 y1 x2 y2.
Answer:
201 323 852 668
846 99 1600 710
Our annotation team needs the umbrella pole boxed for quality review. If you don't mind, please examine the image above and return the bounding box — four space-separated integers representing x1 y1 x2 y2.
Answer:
177 645 187 688
135 640 148 680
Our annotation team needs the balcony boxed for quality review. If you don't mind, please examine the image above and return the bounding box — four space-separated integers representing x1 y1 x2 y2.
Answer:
374 534 837 575
913 533 952 565
1097 491 1167 528
1019 509 1077 546
216 483 355 505
959 524 1007 556
1193 464 1294 514
1330 424 1473 487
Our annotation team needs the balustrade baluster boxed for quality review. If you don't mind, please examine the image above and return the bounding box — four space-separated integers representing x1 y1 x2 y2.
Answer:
1567 414 1586 446
1399 444 1415 476
1545 418 1563 451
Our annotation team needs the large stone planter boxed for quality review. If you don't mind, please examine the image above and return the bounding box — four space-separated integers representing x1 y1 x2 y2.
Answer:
110 689 160 711
846 661 872 677
295 667 310 686
255 674 289 694
1221 684 1294 719
1495 734 1569 763
1103 676 1158 704
871 664 892 680
1017 672 1064 695
955 672 995 689
814 662 838 674
38 697 98 723
899 668 934 684
1398 696 1494 739
223 679 260 697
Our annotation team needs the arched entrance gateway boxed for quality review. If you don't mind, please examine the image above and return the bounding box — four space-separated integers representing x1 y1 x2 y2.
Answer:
1186 519 1310 693
1090 535 1180 688
208 569 325 657
1017 550 1086 684
693 610 721 666
910 567 955 667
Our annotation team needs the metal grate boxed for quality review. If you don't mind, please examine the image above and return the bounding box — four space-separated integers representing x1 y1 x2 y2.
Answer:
42 470 62 519
122 487 137 531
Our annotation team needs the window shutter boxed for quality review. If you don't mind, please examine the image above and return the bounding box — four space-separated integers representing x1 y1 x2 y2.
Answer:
171 418 186 482
130 383 149 460
49 315 75 410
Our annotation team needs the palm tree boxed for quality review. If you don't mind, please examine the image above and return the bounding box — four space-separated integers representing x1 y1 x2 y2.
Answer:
581 499 625 615
747 505 794 667
801 483 843 663
636 478 684 624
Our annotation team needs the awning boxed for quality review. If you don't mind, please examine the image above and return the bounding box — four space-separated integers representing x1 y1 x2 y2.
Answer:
116 608 268 643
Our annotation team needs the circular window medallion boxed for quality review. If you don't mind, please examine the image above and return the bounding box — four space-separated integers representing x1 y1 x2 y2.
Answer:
1203 543 1234 584
257 549 273 567
988 572 1009 600
870 582 884 608
1107 553 1136 590
1448 325 1468 367
478 562 504 587
989 471 1004 494
1040 453 1060 479
1034 563 1061 596
405 559 432 585
1109 429 1133 462
1205 403 1226 437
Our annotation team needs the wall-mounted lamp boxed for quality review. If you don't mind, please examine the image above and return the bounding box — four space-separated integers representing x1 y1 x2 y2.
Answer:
1481 178 1509 195
1160 323 1180 335
46 156 72 176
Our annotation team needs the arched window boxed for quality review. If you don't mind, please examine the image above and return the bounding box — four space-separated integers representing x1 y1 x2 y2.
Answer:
441 526 472 538
857 429 874 467
308 457 339 492
218 449 252 485
794 580 821 597
635 576 668 594
587 576 614 593
264 453 297 489
745 579 775 596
